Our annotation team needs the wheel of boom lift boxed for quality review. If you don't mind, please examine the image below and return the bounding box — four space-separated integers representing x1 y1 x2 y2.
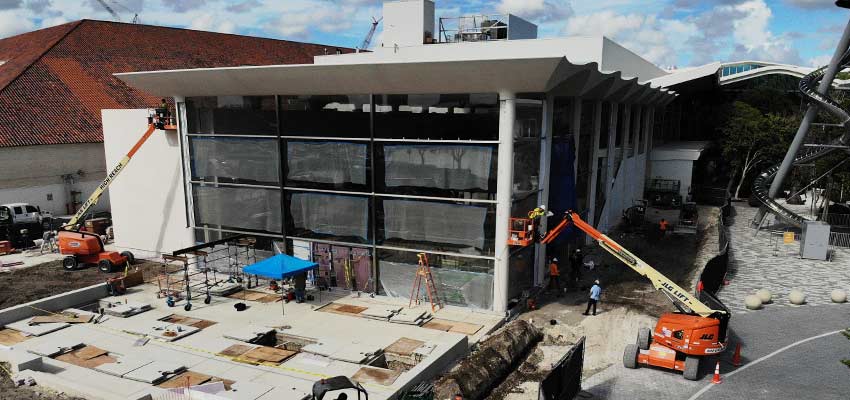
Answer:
637 328 652 350
120 251 135 264
623 344 639 369
98 260 114 273
683 356 700 381
63 256 78 271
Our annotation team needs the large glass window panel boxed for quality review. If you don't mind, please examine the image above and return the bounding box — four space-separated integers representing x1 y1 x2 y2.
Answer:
280 95 370 138
377 199 495 256
190 137 280 185
377 248 494 309
286 192 370 244
286 140 369 191
186 96 277 135
193 185 281 233
377 144 496 198
374 93 499 140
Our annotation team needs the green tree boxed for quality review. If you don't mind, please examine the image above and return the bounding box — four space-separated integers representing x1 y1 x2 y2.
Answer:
721 102 771 199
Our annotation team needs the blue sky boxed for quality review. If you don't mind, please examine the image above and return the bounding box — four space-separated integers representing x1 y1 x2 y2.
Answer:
0 0 847 68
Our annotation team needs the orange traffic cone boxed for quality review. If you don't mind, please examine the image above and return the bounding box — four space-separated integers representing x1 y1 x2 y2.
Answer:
711 361 723 384
732 343 742 367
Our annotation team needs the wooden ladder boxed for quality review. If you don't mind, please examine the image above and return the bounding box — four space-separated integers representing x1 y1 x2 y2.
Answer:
409 253 443 312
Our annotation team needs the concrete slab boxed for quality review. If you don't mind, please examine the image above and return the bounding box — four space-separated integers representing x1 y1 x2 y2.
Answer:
255 384 311 400
28 339 82 357
94 356 153 377
125 322 200 342
219 381 274 400
123 360 186 384
2 349 43 373
223 326 276 343
6 319 69 336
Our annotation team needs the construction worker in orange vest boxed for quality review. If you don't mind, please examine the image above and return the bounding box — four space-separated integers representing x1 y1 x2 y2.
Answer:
548 257 561 297
659 218 669 236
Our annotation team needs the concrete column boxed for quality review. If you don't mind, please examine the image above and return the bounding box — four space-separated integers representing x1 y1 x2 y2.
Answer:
534 94 555 286
621 104 631 159
174 96 194 229
603 102 619 231
493 90 516 314
587 101 602 232
633 105 642 156
645 108 655 180
572 99 583 179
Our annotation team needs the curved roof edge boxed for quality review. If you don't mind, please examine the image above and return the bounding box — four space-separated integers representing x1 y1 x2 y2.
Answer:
648 60 850 89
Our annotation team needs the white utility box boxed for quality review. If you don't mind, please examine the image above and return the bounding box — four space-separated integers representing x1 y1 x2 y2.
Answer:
800 220 830 260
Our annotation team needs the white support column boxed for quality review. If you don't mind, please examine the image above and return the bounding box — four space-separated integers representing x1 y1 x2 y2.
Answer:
645 107 655 180
633 105 643 156
571 98 583 179
586 101 602 232
603 102 619 231
621 104 631 159
534 94 555 287
493 90 516 314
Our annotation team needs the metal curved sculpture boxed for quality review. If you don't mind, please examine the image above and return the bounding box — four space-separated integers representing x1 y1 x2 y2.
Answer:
751 41 850 227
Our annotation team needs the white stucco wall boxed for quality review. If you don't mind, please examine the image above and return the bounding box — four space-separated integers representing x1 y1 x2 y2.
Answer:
102 109 193 258
650 159 694 200
0 143 110 215
599 152 647 232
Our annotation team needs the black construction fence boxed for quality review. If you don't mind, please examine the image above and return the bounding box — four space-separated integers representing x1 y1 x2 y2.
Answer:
698 202 732 295
539 336 585 400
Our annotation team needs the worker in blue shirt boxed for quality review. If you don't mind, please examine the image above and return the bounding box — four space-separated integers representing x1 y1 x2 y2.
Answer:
583 280 602 316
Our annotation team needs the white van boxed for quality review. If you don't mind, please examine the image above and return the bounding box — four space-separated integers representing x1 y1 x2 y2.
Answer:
0 203 49 225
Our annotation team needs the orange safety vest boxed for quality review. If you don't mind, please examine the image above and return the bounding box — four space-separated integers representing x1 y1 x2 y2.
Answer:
549 263 560 276
659 220 669 230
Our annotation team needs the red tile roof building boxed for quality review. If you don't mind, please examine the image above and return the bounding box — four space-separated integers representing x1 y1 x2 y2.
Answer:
0 20 353 148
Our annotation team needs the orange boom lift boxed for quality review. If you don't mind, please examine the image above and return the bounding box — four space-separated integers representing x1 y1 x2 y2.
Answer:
509 211 730 380
57 110 176 272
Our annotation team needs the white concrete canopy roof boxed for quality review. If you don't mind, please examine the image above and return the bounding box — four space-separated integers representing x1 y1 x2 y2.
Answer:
115 56 676 105
651 141 712 161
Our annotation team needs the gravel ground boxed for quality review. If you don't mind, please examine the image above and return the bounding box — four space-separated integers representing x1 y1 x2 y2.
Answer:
0 259 163 309
0 363 85 400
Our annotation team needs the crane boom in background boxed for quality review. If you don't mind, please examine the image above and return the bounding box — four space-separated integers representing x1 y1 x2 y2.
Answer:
358 17 382 52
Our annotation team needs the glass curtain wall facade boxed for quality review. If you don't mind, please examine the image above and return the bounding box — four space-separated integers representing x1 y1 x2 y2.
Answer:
183 94 502 309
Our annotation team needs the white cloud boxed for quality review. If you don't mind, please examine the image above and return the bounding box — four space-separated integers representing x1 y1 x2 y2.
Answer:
807 54 832 68
189 13 236 34
564 11 697 67
496 0 572 22
0 10 34 38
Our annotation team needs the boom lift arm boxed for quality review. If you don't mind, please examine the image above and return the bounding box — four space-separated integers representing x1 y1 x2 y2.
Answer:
534 211 724 318
63 112 171 230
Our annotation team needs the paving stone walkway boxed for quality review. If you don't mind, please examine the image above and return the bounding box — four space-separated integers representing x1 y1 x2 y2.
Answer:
717 204 850 314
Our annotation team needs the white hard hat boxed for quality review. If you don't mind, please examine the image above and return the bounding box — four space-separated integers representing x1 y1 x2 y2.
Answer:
552 258 558 262
539 205 546 209
594 279 600 284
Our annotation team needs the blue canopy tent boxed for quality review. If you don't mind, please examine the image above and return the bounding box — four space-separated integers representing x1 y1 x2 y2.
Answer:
242 254 318 315
243 254 318 280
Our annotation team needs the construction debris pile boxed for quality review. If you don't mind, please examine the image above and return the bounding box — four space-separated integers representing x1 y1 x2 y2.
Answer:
434 320 542 400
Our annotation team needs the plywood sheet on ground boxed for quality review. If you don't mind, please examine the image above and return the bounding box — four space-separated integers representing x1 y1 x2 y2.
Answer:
217 344 255 358
423 319 482 335
448 321 483 335
421 320 452 332
55 346 115 369
226 290 279 303
352 366 402 386
160 314 218 329
0 328 28 346
236 346 296 364
317 302 367 316
157 371 212 389
385 338 425 357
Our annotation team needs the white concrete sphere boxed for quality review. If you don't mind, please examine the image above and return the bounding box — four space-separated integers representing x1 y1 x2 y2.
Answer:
831 289 847 303
744 295 763 310
789 290 806 305
756 289 773 303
